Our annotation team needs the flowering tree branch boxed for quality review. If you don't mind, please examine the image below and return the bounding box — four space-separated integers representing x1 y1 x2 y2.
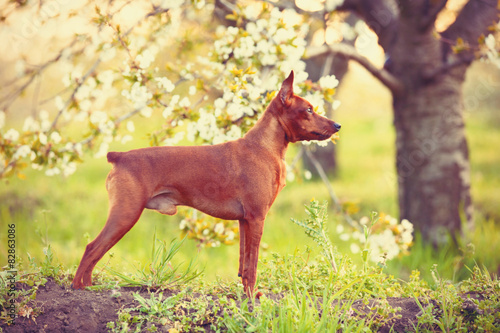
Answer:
306 43 404 95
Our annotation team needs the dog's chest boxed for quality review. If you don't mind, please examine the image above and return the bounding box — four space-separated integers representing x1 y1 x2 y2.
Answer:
277 158 287 192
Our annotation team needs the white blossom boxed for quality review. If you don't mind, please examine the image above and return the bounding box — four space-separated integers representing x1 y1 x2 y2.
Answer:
98 70 115 89
140 106 153 118
226 125 242 141
71 143 83 156
186 122 197 142
332 100 341 110
95 142 109 158
121 135 133 144
319 75 340 89
214 222 224 234
339 233 350 241
5 129 20 141
123 82 153 109
126 121 135 132
325 0 345 11
243 4 260 20
170 95 180 107
359 216 370 225
136 49 155 69
32 163 43 171
350 243 361 254
79 99 92 113
226 231 235 241
161 0 185 10
100 43 116 62
45 167 61 177
226 103 244 119
23 116 39 132
234 36 256 59
196 109 218 141
50 131 62 144
163 131 185 146
90 111 108 126
179 97 191 108
15 59 26 77
156 77 175 92
273 28 294 44
214 98 226 109
485 34 500 68
163 106 174 119
62 162 77 177
485 34 496 50
12 145 31 160
39 110 51 131
369 229 399 261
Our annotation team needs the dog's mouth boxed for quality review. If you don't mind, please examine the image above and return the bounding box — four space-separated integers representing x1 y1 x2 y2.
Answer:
311 131 335 141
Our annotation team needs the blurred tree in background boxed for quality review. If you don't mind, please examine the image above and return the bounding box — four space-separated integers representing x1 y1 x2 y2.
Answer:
324 0 500 244
0 0 499 245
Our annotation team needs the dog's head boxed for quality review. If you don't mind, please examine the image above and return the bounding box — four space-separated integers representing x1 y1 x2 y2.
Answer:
274 71 341 143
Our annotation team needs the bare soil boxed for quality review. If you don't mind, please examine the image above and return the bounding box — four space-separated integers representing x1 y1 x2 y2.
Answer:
1 278 443 332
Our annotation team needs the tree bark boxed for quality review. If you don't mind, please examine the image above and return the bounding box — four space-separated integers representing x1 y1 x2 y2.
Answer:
390 29 472 242
393 71 472 244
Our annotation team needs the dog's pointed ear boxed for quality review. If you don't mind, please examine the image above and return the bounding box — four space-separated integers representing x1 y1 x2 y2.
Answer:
279 71 294 107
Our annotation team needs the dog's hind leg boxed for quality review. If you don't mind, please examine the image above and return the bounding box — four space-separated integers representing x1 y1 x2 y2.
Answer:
72 174 146 289
72 202 145 288
238 220 247 278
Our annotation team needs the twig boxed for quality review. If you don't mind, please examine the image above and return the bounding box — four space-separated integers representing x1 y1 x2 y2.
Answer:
49 58 102 131
0 39 79 110
303 147 356 228
422 54 475 80
289 146 304 170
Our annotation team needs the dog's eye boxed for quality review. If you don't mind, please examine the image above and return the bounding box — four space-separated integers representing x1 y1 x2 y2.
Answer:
306 107 313 114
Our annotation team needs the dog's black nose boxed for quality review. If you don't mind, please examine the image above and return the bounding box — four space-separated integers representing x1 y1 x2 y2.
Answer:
334 122 341 131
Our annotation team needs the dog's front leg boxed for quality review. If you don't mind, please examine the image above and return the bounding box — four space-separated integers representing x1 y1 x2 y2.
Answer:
241 218 265 299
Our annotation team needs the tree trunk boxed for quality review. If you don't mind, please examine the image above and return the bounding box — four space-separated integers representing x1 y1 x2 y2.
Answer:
389 18 472 244
331 0 498 243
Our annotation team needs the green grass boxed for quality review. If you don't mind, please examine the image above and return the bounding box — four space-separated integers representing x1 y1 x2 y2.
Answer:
3 201 499 332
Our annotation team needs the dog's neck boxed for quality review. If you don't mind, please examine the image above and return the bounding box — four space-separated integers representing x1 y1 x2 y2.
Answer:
243 102 289 160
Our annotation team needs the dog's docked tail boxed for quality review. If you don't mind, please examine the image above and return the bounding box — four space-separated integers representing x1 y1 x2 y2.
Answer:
107 152 122 164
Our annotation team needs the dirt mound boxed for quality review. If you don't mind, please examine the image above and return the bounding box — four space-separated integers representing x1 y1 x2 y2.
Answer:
3 279 139 332
2 278 433 332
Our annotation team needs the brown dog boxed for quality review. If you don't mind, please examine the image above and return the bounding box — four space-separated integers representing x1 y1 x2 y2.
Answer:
71 71 341 298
